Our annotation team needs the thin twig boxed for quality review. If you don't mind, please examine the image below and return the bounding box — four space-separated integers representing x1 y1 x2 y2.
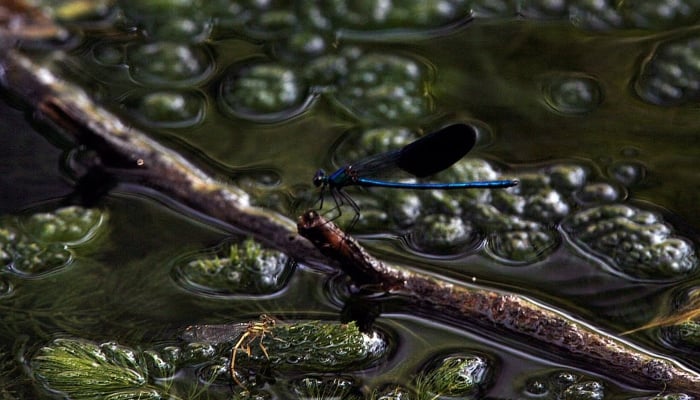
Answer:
297 210 700 394
0 49 329 267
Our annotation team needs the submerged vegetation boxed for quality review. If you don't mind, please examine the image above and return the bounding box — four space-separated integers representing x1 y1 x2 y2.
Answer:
1 0 700 398
173 238 294 295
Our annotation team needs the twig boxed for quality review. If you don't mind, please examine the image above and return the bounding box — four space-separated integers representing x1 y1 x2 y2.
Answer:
297 210 700 394
0 49 328 267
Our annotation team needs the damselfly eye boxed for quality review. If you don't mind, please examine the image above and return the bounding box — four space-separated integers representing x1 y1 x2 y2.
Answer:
313 169 326 187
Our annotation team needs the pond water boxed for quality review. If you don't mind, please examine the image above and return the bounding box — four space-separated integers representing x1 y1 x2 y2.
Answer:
1 1 699 399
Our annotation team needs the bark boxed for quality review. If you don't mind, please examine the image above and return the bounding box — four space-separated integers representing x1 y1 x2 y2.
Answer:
298 210 700 394
0 49 330 269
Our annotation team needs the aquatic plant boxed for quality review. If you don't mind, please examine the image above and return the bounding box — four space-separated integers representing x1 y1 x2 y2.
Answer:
173 238 293 295
563 204 697 278
32 338 168 400
414 354 491 400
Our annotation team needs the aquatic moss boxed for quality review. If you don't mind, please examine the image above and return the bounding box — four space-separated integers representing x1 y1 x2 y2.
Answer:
20 206 104 245
0 206 107 276
174 238 293 295
0 226 71 276
32 338 167 400
220 63 309 118
334 53 434 122
232 319 389 373
411 214 476 253
290 376 361 399
415 354 491 399
523 370 607 400
371 385 414 400
648 394 695 400
562 381 605 400
181 318 389 389
637 36 700 105
563 204 697 278
667 320 700 349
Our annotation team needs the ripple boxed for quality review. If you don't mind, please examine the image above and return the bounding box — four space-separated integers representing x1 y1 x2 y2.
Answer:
0 276 13 298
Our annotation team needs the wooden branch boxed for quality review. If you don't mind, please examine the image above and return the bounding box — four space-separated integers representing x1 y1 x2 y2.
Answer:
0 49 328 267
298 210 700 394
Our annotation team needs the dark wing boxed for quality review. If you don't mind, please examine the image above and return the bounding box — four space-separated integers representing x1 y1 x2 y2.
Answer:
345 147 404 177
397 123 476 177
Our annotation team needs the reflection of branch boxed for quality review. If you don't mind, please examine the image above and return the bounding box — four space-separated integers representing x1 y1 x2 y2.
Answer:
298 211 700 394
0 50 328 266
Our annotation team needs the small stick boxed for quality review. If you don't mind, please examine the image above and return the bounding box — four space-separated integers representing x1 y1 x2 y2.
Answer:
297 210 700 395
0 49 328 268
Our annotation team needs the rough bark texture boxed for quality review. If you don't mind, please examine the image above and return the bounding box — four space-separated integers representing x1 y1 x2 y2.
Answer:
298 210 700 394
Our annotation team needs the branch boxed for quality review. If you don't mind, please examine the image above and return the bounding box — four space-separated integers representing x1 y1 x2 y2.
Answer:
298 210 700 394
0 49 329 267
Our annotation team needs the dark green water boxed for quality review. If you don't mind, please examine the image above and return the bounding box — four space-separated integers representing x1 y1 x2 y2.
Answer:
1 1 700 398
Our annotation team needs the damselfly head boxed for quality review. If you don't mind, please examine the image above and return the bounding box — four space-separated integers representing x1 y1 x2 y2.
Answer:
313 169 327 187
